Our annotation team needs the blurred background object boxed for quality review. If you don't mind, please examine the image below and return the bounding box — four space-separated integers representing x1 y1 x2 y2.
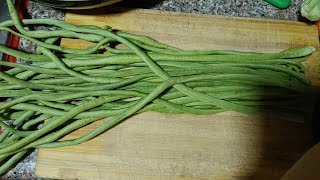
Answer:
302 0 320 21
264 0 291 9
33 0 122 9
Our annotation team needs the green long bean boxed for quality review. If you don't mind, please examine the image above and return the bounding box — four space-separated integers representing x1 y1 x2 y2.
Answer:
0 151 27 175
0 27 111 55
0 0 314 174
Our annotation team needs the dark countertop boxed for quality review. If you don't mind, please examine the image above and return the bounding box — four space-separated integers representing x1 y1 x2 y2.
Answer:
1 0 306 179
121 0 303 21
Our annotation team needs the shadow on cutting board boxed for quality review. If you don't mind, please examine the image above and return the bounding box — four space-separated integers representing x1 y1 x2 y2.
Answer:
247 84 320 180
214 85 318 180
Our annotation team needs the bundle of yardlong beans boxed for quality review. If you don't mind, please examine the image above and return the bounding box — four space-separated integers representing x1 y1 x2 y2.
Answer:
0 0 315 174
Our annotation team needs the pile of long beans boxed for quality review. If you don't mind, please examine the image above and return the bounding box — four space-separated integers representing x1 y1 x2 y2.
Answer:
0 0 315 174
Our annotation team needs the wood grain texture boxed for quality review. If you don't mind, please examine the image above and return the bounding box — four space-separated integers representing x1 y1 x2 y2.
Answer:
36 8 319 180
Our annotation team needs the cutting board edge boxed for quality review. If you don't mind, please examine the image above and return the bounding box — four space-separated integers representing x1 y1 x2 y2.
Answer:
67 6 319 28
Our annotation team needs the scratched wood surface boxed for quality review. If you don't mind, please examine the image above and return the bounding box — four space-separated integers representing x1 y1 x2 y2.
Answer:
36 7 320 180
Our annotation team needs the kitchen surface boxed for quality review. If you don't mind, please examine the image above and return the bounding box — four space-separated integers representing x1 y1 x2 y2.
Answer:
0 0 319 179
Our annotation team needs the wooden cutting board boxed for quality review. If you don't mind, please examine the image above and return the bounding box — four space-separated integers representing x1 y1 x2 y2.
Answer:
36 7 320 180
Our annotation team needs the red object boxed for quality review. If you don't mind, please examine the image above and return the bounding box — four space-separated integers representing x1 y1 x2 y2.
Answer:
315 20 320 38
0 0 30 134
3 0 30 63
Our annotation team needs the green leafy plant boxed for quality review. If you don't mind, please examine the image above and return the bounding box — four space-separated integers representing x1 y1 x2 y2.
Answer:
302 0 320 21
